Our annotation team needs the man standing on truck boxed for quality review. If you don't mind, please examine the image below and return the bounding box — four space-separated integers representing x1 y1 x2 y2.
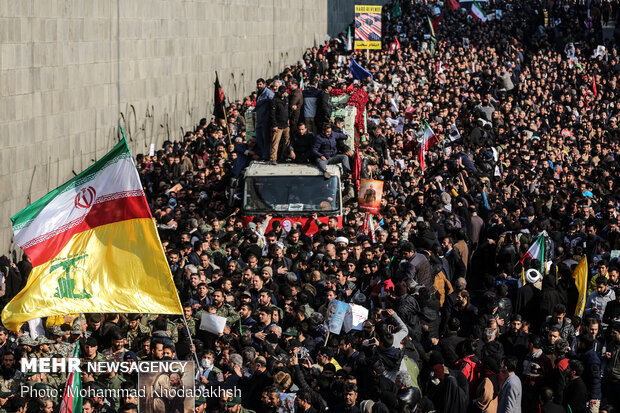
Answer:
255 78 275 160
312 123 352 179
287 78 303 133
315 80 334 129
302 78 320 134
269 85 290 165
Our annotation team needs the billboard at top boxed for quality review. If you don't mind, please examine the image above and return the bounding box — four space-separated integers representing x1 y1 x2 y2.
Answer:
355 5 382 50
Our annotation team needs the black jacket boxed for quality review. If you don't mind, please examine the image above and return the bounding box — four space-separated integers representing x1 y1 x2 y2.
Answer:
541 401 566 413
499 330 529 362
315 90 333 128
445 249 466 281
240 370 273 411
440 333 465 367
394 293 422 340
515 283 542 328
270 94 289 129
292 131 315 161
291 365 328 412
562 377 587 413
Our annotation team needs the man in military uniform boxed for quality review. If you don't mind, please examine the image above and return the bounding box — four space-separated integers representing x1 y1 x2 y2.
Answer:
102 332 128 362
31 336 55 359
16 334 35 357
99 361 127 411
45 354 68 394
83 337 105 362
48 325 73 358
82 337 106 381
213 289 240 324
195 395 207 413
124 314 151 352
182 304 197 336
23 372 57 403
86 382 116 413
68 318 87 348
224 395 256 413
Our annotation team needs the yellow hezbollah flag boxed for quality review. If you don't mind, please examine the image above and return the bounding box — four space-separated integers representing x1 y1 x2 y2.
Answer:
573 256 588 318
2 139 182 332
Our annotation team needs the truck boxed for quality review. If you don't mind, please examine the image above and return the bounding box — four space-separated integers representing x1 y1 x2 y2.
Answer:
234 162 343 235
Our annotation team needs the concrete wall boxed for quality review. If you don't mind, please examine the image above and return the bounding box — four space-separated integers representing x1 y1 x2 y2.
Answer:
0 0 385 257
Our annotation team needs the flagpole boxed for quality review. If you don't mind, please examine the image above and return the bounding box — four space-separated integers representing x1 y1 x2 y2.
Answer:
181 314 201 368
222 104 232 145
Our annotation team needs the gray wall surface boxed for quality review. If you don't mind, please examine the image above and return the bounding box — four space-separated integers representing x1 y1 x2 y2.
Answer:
0 0 386 257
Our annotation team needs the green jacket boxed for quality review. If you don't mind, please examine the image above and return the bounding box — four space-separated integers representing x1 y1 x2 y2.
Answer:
124 323 151 351
102 374 126 411
216 303 240 325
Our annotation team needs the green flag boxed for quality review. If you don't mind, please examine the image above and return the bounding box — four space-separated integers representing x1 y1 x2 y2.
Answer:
393 0 401 18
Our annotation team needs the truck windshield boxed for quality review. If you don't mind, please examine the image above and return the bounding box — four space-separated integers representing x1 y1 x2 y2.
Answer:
243 176 340 214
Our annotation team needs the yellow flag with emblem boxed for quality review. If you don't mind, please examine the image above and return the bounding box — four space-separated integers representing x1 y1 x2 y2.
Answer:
1 139 182 332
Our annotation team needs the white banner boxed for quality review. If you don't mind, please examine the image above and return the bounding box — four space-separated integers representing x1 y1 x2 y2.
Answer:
200 313 226 334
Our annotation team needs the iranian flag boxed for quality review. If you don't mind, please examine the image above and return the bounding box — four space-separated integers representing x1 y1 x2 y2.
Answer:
59 345 82 413
361 213 376 242
520 231 547 273
418 121 438 174
470 1 488 22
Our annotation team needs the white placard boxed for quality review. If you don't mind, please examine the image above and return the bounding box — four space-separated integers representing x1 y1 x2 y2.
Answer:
200 313 227 334
149 144 155 157
343 304 369 333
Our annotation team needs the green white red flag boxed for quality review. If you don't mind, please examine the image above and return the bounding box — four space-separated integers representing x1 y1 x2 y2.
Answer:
418 121 438 174
470 1 488 22
59 344 82 413
520 231 547 273
346 26 353 51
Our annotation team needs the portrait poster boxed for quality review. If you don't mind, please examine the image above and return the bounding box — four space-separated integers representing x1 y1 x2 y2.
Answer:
325 299 349 335
358 179 383 214
138 361 195 413
278 393 297 413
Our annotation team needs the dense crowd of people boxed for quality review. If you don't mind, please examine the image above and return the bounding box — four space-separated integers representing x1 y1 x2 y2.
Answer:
0 0 620 412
